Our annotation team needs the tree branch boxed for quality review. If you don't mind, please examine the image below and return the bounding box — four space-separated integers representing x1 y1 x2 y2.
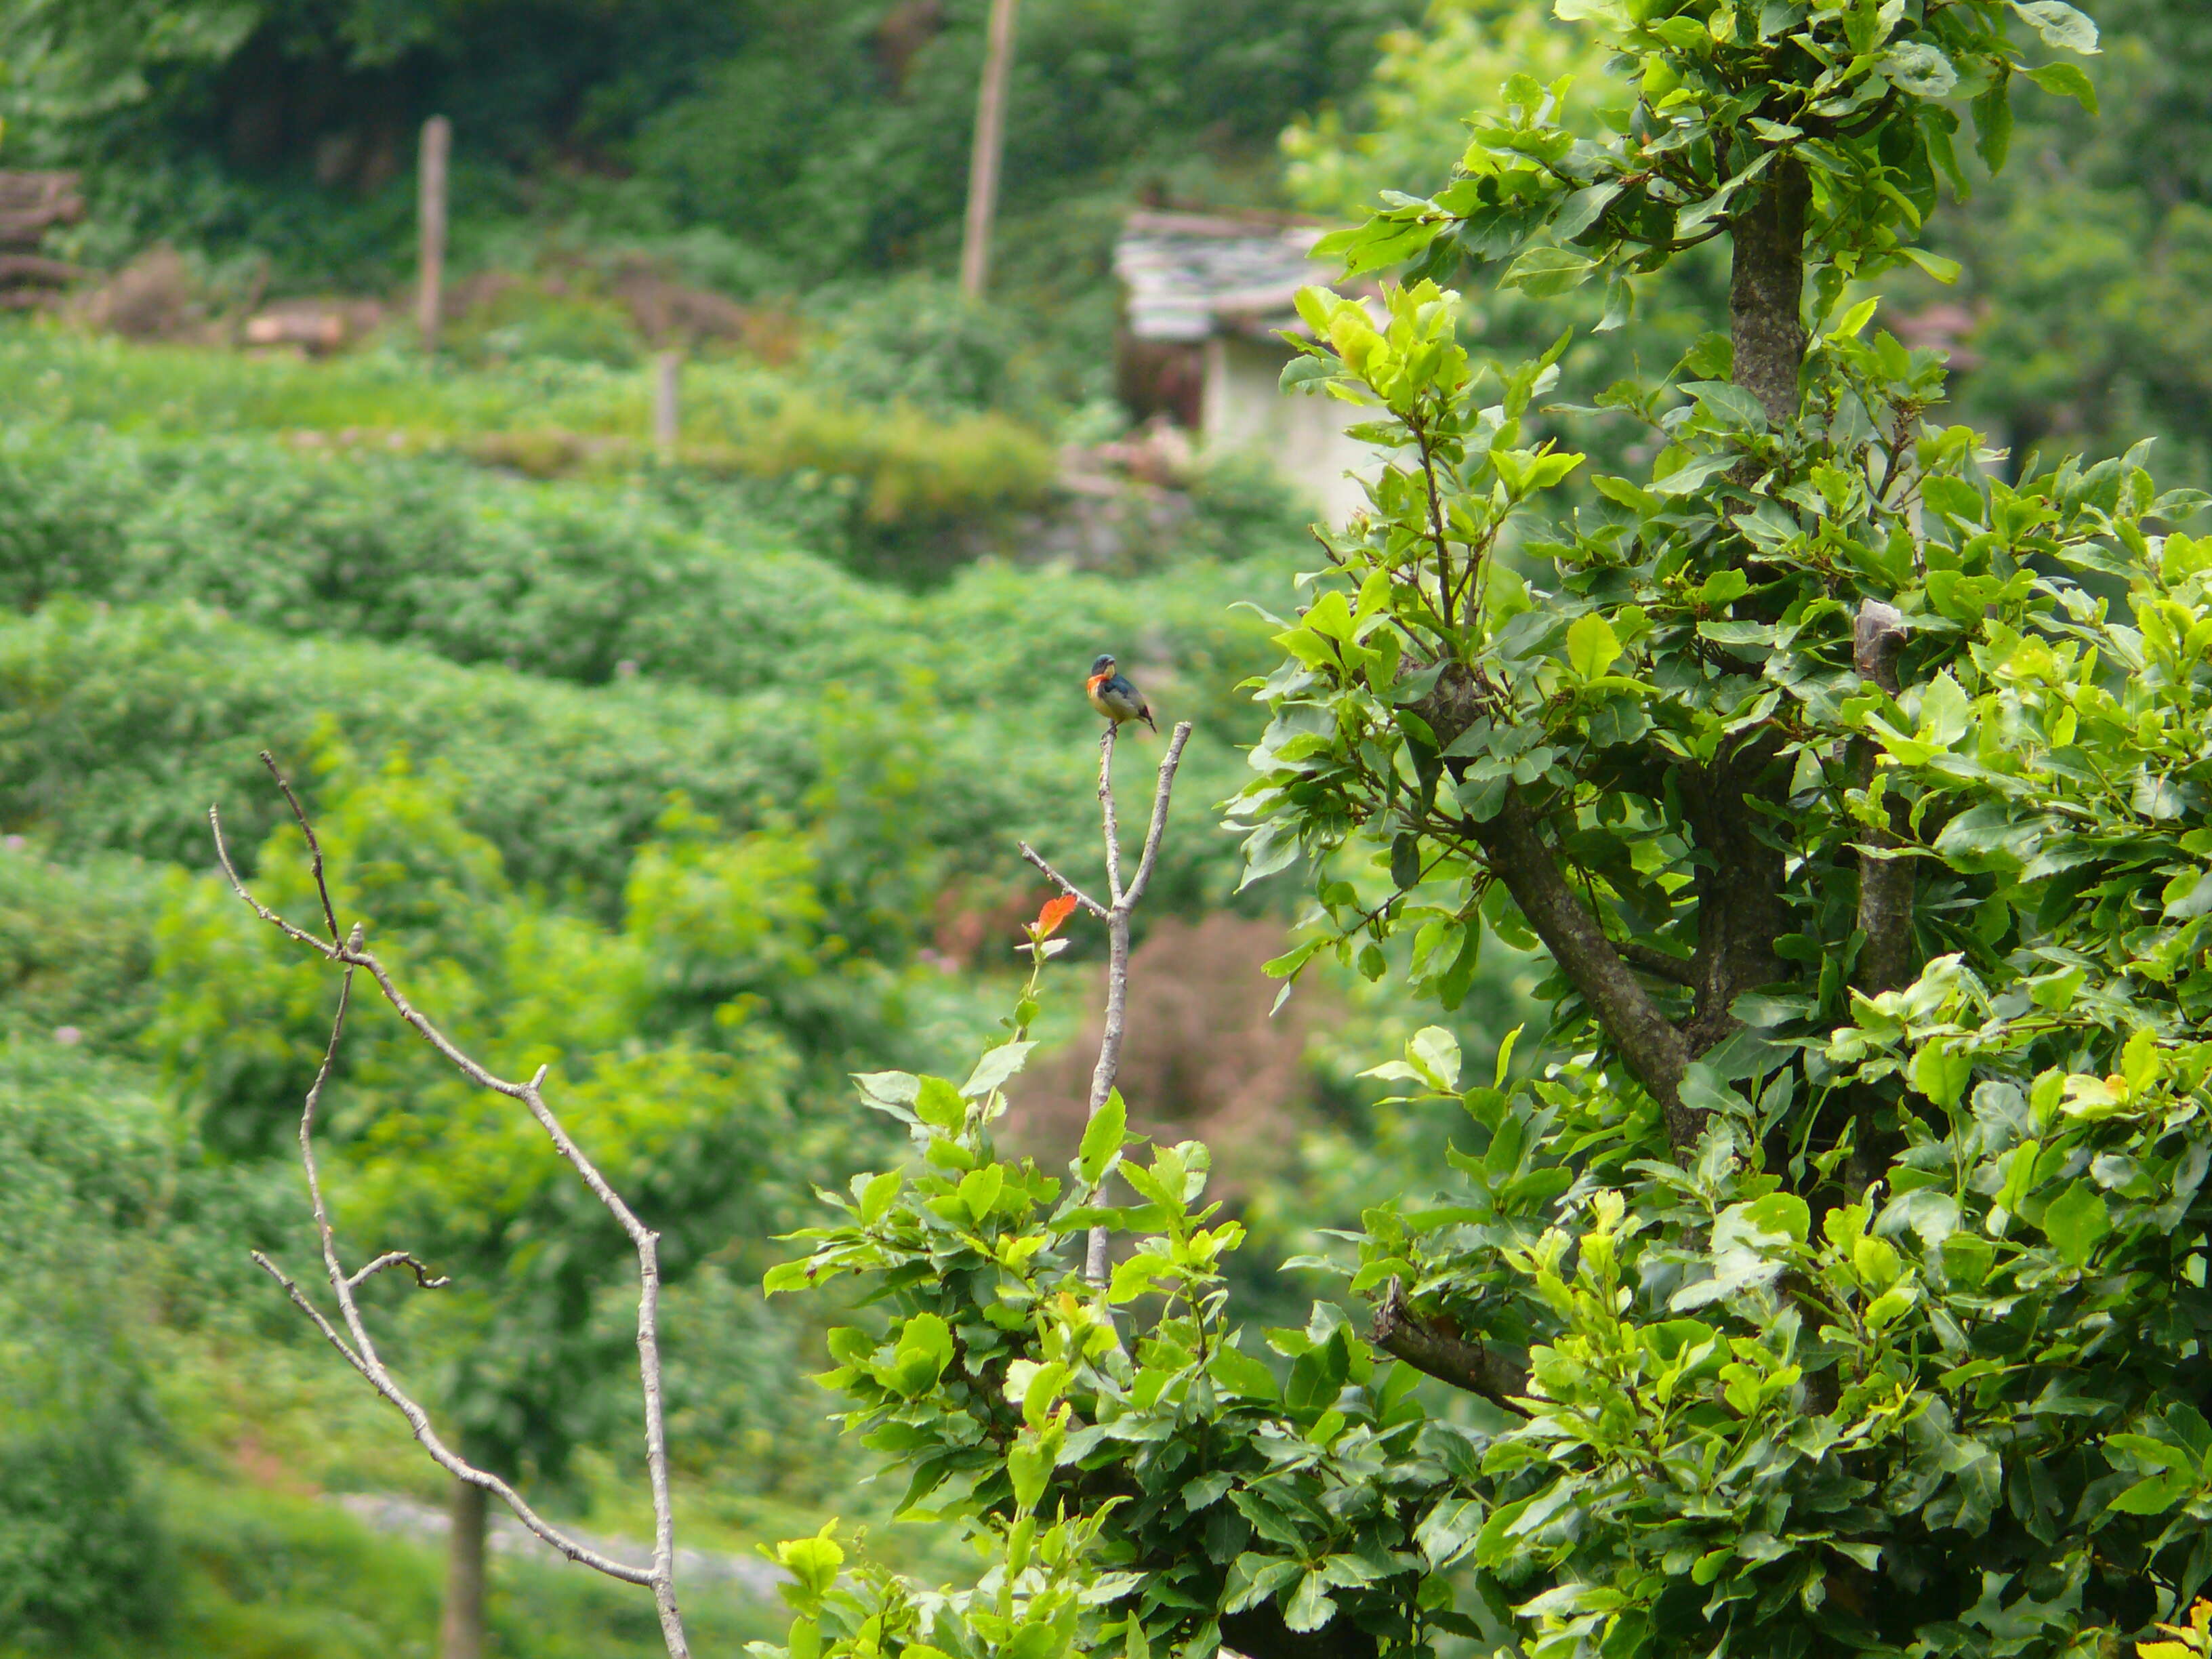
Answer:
1368 1279 1530 1412
1027 720 1193 1282
1470 790 1693 1145
1017 843 1109 920
216 770 692 1659
1853 599 1914 996
1614 937 1699 987
1849 598 1914 1197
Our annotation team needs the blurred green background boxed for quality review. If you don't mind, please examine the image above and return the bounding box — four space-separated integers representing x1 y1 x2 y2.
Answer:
0 0 2205 1651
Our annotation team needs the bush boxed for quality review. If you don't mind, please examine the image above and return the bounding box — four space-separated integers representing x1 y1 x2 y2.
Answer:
0 327 1065 552
0 844 165 1049
0 1043 175 1649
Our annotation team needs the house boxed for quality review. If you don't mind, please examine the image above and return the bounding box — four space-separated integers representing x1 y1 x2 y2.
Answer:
1113 210 1379 525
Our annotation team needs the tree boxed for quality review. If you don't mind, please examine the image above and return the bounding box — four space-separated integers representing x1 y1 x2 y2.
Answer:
764 4 2212 1659
180 752 806 1659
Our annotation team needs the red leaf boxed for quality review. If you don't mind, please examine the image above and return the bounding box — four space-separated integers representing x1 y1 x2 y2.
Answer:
1035 894 1078 939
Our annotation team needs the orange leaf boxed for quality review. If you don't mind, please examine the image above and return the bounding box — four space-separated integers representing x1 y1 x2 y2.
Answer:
1035 894 1078 939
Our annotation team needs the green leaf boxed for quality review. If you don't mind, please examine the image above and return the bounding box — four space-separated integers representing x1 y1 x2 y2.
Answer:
2110 1475 2190 1515
915 1075 966 1132
2024 60 2098 114
773 1523 845 1604
1225 1556 1303 1615
884 1312 955 1396
1209 1345 1281 1403
1409 1025 1462 1091
1879 41 1957 97
962 1040 1036 1099
1080 1090 1128 1186
2007 1 2098 54
1566 613 1622 680
1008 1432 1054 1514
957 1164 1004 1226
1501 246 1598 299
1285 1572 1338 1633
1898 247 1963 285
1650 452 1740 495
1686 380 1770 434
2043 1180 2112 1267
1971 82 2013 173
1917 672 1972 747
858 1170 903 1225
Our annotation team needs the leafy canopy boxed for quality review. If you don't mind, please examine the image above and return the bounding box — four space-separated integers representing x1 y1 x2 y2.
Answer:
760 5 2212 1659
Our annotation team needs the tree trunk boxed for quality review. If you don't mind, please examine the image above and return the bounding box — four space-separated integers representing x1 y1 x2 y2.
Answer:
1728 159 1810 426
1680 740 1790 1057
439 1477 488 1659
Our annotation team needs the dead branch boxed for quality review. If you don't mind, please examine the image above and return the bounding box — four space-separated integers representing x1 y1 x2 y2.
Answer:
216 761 691 1659
1023 720 1193 1282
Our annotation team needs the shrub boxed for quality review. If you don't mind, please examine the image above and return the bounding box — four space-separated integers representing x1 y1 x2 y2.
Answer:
0 1043 175 1648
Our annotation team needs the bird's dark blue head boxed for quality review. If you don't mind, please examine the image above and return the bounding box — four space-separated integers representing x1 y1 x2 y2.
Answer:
1090 654 1116 678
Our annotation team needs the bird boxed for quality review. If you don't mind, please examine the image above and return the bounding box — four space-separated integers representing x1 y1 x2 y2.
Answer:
1086 653 1157 734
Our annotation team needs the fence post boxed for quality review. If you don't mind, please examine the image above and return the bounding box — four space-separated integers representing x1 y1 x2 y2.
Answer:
417 117 451 354
653 350 681 461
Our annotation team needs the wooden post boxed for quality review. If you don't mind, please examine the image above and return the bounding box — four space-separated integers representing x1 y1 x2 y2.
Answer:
417 117 451 354
958 0 1018 300
653 350 680 460
437 1476 487 1659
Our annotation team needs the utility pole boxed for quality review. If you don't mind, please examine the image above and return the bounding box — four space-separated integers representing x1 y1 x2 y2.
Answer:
958 0 1018 300
417 116 451 353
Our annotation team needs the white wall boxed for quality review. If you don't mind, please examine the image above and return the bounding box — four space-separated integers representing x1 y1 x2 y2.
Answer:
1200 334 1380 528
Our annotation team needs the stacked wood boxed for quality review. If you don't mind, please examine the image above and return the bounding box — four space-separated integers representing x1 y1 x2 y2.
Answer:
0 171 87 308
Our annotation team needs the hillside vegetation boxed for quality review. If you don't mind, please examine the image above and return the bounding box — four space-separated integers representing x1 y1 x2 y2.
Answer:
0 319 1486 1655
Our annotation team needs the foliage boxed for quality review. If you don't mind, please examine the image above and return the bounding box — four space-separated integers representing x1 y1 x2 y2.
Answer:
1282 0 1620 222
1928 0 2212 481
7 0 1414 298
0 1040 175 1647
761 5 2212 1659
0 596 1170 916
1277 0 1721 484
764 913 1485 1659
0 844 164 1047
0 329 1061 556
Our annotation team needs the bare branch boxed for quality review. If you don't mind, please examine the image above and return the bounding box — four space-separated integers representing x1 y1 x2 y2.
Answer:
249 1248 659 1587
346 1251 452 1291
1368 1279 1530 1412
1097 724 1125 905
1017 843 1109 920
1078 721 1195 1282
1123 723 1193 912
219 767 692 1657
260 750 341 944
211 806 342 960
1028 721 1197 1280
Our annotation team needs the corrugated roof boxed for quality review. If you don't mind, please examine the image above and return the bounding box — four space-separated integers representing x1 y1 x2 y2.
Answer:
1114 211 1336 344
